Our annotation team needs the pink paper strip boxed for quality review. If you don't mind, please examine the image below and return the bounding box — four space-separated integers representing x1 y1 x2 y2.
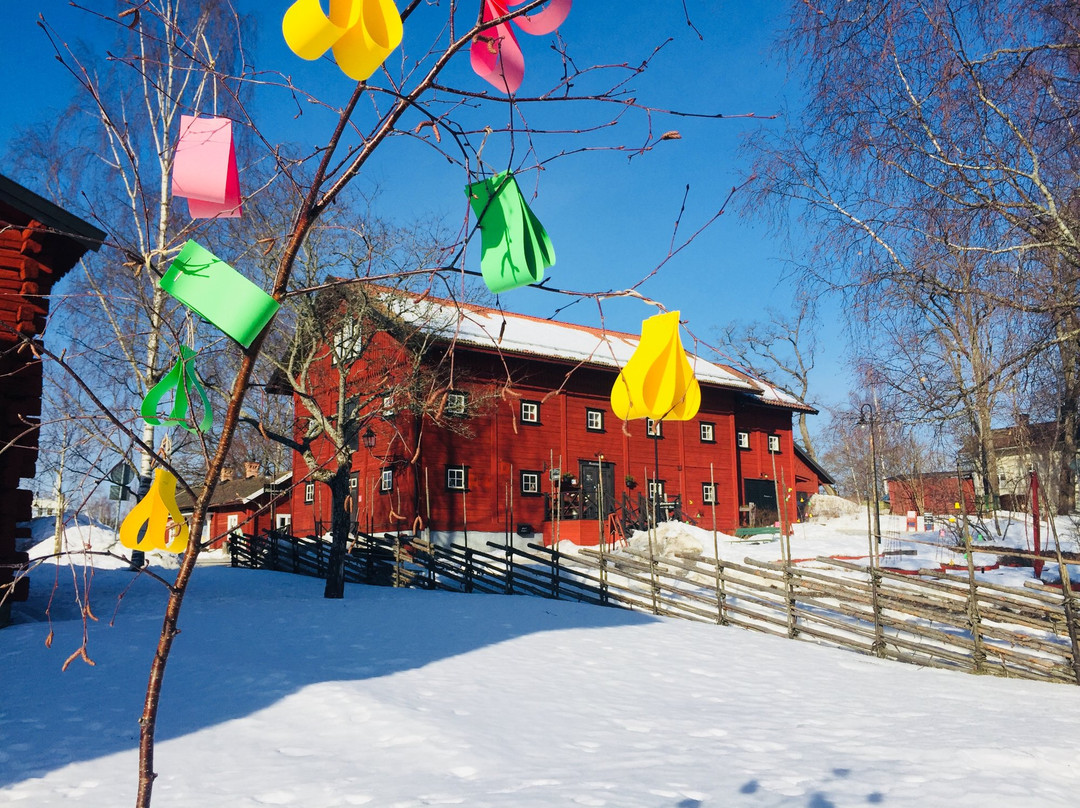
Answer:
172 115 242 219
470 0 572 94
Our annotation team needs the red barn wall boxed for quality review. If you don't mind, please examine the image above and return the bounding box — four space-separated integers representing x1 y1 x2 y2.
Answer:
286 337 816 542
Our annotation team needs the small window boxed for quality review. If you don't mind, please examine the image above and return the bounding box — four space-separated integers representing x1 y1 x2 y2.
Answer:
332 320 361 365
736 431 750 450
521 471 541 496
226 514 241 535
380 468 393 493
446 391 467 417
304 482 315 503
521 400 540 424
586 408 605 432
349 472 358 491
648 479 665 501
700 422 715 443
275 514 292 530
446 465 468 491
702 482 717 505
768 434 781 453
382 395 396 416
646 418 662 438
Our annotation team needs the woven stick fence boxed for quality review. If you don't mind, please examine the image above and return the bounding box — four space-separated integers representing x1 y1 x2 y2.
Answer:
230 530 1080 686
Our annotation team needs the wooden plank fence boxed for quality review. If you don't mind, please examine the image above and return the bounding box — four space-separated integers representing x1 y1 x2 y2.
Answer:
230 530 1080 686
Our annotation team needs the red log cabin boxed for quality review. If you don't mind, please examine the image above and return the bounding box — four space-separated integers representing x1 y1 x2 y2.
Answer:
284 287 825 546
1 174 103 626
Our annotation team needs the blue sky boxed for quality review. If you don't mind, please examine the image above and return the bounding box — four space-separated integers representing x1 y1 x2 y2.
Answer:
0 1 851 421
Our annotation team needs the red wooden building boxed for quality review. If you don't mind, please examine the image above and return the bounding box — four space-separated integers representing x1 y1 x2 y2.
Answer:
285 288 823 545
887 472 976 517
175 464 292 550
1 175 103 626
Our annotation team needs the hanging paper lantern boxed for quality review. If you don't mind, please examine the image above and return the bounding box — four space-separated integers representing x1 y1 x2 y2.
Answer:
141 346 212 433
283 0 403 81
466 170 555 293
172 115 242 219
160 241 279 349
471 0 572 94
119 469 189 554
611 311 701 421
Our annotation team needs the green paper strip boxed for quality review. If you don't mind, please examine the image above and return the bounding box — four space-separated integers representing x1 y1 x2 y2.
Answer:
141 346 213 433
466 171 555 294
160 240 279 348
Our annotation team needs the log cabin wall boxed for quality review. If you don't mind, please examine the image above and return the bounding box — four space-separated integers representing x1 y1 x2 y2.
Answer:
0 175 103 625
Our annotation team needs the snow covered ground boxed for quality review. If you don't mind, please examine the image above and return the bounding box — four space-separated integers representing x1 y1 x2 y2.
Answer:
3 507 1080 807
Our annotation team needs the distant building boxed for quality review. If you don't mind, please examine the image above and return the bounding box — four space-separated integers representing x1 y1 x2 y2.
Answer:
988 416 1079 512
173 463 292 550
0 174 103 626
282 287 829 545
887 472 976 516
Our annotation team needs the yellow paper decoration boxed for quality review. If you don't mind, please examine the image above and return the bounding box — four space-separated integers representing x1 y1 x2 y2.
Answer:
119 469 189 554
282 0 403 81
611 311 701 421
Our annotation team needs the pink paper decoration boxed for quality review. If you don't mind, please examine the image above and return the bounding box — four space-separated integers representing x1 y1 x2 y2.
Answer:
172 115 242 219
470 0 572 94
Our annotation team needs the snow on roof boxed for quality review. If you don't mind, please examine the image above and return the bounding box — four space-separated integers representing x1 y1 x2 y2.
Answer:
380 290 815 412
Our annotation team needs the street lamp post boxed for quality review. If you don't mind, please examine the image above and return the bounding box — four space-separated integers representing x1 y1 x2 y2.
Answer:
858 403 881 557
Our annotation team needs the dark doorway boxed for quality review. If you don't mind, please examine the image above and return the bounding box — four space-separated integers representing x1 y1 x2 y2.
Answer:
743 479 779 526
579 460 616 520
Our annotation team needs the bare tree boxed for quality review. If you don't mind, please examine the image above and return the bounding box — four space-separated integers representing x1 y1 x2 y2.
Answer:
747 0 1080 513
714 292 824 464
12 2 752 804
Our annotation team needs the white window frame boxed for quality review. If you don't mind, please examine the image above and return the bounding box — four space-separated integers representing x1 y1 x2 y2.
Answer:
521 471 540 495
736 431 750 450
275 513 292 530
586 409 604 432
702 482 717 505
226 513 240 535
521 401 540 424
446 390 467 416
304 482 315 503
380 468 393 493
382 394 396 416
700 422 715 443
648 479 665 500
447 465 467 491
331 320 361 365
768 434 781 453
646 418 662 438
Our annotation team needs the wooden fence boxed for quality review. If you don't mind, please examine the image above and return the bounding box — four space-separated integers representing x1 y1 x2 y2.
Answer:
230 530 1080 686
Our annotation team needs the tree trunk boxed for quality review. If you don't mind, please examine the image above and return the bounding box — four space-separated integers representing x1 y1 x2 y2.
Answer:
323 462 353 599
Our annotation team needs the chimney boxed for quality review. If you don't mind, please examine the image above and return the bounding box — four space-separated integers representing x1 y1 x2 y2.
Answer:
244 461 261 479
220 467 235 482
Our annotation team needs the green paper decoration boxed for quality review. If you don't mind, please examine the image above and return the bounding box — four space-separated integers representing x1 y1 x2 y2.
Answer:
141 346 212 433
466 171 555 293
160 240 280 348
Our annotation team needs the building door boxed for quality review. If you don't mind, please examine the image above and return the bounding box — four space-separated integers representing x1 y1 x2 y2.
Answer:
743 479 778 526
579 460 615 520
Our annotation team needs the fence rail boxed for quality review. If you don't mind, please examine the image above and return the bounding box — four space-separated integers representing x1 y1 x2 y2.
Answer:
230 530 1080 686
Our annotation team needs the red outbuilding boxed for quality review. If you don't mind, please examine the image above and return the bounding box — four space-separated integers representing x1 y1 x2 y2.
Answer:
283 287 826 546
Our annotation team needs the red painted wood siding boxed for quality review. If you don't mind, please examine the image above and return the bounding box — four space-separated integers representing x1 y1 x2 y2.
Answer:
287 333 817 540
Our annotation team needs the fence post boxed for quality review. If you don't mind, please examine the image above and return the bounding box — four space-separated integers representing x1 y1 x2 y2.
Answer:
783 555 799 639
505 531 514 595
551 542 561 600
715 559 727 626
962 529 986 674
1056 555 1080 685
393 534 402 588
868 566 886 658
464 546 474 593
